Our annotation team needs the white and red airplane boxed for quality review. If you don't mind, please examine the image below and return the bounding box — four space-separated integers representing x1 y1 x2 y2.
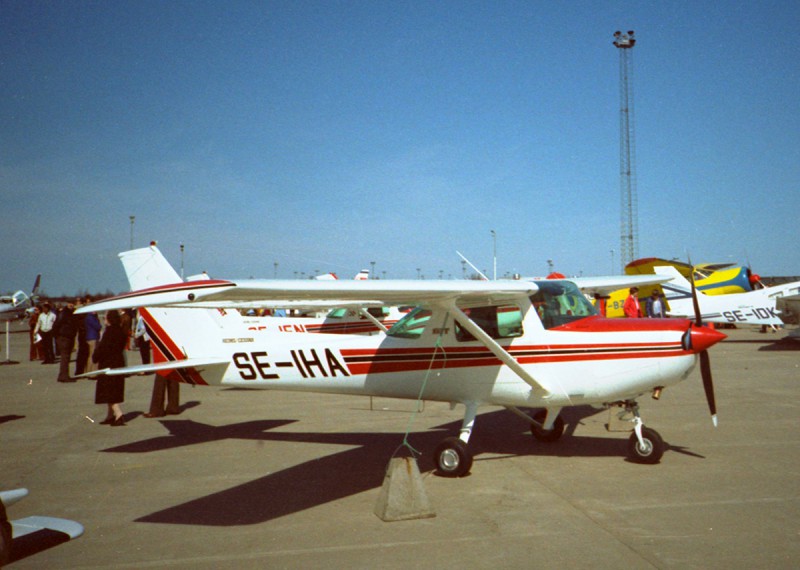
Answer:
77 245 725 475
655 265 800 327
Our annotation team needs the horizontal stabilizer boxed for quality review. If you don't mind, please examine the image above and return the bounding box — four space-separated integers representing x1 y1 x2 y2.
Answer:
73 357 229 379
11 516 84 540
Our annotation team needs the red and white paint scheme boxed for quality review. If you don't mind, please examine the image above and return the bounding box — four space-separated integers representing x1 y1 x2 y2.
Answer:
77 245 725 475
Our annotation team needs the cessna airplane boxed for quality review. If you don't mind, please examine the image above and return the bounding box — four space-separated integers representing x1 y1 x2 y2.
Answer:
655 266 800 327
77 246 726 476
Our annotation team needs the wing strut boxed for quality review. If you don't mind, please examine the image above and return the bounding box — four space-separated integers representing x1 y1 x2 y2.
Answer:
357 307 389 334
444 301 551 399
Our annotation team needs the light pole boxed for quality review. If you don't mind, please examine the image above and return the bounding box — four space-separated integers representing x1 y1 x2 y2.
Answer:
180 243 185 280
274 262 278 279
490 229 497 280
129 216 135 249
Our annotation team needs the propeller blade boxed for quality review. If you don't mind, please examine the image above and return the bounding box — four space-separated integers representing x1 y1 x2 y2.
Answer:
690 266 702 327
699 349 718 426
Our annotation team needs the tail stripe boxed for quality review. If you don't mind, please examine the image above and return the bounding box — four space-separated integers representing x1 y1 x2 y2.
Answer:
140 308 209 386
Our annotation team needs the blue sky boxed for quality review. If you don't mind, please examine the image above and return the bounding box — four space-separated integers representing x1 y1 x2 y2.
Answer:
2 1 799 296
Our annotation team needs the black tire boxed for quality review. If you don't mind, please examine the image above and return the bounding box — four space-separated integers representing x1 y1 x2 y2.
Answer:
530 410 565 443
627 427 664 464
434 437 473 477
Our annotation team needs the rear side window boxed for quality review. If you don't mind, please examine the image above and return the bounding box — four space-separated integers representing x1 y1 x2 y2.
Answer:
455 305 523 341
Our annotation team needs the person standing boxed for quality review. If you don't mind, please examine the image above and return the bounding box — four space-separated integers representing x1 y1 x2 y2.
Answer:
28 306 42 361
34 303 56 364
137 314 181 417
93 311 128 426
54 301 78 382
83 299 102 373
623 287 641 318
73 299 89 376
646 291 666 318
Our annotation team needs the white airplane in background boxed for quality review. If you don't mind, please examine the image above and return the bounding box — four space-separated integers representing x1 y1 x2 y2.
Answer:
1 275 41 365
0 488 83 565
243 305 410 336
77 245 725 475
655 266 800 327
0 275 40 322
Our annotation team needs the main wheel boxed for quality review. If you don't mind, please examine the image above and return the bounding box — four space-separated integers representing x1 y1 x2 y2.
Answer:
627 427 664 464
530 410 565 443
434 437 473 477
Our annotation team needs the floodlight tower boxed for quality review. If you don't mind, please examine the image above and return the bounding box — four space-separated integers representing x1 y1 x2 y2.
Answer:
613 30 638 270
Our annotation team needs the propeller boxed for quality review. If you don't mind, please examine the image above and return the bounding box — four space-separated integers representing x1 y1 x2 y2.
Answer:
689 265 718 426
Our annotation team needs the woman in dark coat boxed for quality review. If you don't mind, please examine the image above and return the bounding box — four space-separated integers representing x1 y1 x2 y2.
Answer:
93 311 128 426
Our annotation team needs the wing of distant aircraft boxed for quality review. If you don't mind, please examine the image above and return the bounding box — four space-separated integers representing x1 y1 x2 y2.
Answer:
0 488 83 565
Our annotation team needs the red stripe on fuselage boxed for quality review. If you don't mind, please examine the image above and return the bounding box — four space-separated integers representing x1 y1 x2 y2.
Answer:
341 339 686 376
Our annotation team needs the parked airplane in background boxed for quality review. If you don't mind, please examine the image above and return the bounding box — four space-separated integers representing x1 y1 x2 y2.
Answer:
77 245 724 476
603 259 761 317
776 295 800 340
0 275 40 322
1 275 41 365
0 488 83 565
655 266 800 327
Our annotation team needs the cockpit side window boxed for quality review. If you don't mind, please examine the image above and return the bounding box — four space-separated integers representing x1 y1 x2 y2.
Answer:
531 281 597 329
455 305 523 342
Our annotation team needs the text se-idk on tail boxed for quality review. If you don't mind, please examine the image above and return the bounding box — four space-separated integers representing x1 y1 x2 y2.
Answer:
77 246 725 476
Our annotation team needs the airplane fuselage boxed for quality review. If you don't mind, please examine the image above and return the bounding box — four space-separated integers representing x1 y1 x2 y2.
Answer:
144 306 703 411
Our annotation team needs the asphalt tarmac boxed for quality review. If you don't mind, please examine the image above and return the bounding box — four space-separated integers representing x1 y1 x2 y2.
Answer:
1 321 798 569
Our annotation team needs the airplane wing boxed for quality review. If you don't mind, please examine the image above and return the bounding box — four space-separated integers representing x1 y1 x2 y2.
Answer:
567 274 672 297
76 279 540 314
625 257 694 277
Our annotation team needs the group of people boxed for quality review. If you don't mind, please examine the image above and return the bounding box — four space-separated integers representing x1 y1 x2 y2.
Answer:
623 287 667 318
29 301 180 427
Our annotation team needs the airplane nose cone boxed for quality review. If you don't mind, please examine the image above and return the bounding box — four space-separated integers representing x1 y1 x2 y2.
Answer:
690 325 727 352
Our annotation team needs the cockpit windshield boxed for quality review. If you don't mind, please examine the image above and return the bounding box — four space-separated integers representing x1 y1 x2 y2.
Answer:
531 281 597 329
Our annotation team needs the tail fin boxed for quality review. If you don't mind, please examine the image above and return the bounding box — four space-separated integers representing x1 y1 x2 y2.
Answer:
120 246 181 290
118 245 235 386
31 274 41 296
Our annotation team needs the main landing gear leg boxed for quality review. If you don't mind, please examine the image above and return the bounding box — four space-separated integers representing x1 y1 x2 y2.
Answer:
434 402 478 478
621 401 665 464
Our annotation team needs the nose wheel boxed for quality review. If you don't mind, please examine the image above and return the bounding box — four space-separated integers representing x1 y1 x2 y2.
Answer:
628 426 664 463
619 401 665 464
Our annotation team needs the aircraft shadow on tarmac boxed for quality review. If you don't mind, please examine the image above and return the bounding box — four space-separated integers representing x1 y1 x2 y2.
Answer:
99 406 699 526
